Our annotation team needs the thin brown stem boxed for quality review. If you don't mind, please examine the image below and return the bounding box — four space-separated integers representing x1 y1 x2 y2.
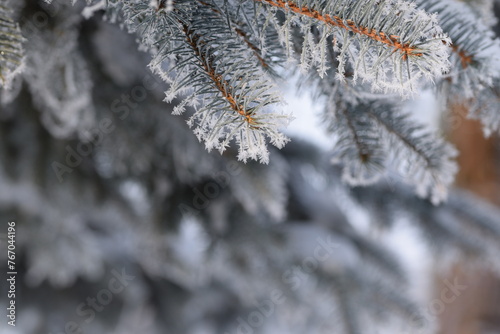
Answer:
255 0 424 60
450 44 472 68
182 24 257 125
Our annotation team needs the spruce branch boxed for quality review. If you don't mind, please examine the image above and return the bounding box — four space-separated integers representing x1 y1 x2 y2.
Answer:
416 0 500 95
366 105 457 204
257 0 451 95
196 0 272 70
122 0 290 163
324 82 456 203
327 93 387 186
182 23 258 127
257 0 423 60
415 0 500 134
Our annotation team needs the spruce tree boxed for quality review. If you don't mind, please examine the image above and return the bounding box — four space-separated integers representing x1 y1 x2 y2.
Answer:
1 0 500 334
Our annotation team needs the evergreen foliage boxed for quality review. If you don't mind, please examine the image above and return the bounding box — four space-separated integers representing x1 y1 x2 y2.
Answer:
1 1 500 334
29 0 499 203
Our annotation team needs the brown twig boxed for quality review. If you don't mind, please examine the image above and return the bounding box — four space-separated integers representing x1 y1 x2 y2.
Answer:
450 44 472 68
255 0 424 60
182 24 257 126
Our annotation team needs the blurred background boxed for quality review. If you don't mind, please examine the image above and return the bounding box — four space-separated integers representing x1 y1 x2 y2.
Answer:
0 1 500 334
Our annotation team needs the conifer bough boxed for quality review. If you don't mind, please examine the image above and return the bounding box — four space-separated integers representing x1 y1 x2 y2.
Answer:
117 0 451 163
20 0 499 203
257 0 423 60
39 0 450 161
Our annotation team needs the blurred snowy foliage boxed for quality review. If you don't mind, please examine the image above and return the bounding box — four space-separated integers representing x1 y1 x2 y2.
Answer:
0 1 25 89
1 1 500 334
